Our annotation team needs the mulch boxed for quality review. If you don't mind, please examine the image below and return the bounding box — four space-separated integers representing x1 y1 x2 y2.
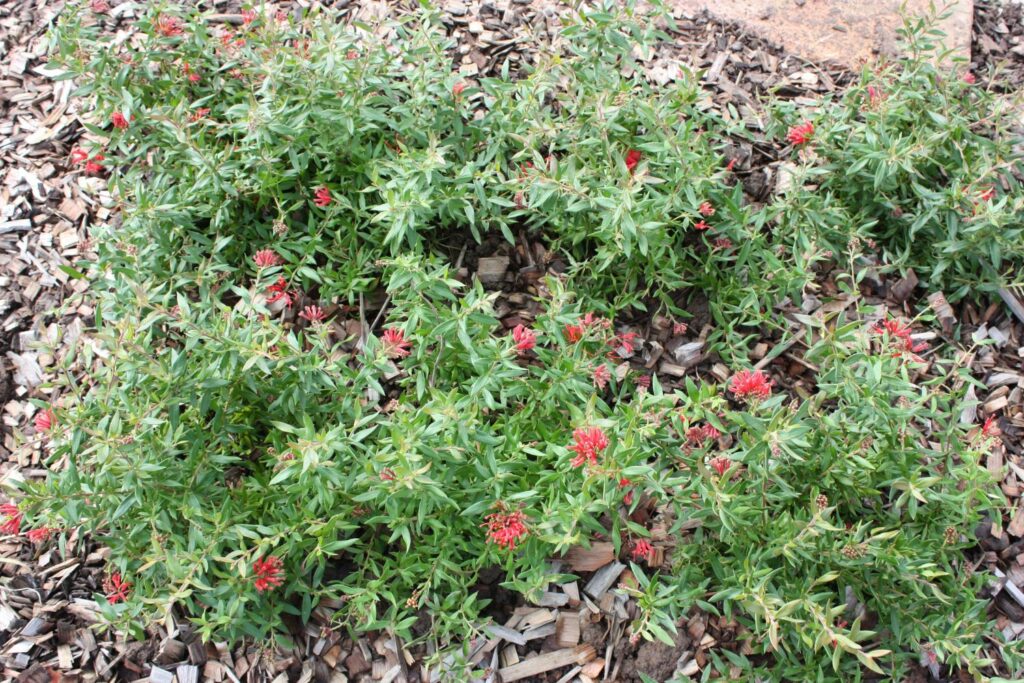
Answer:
1 1 1022 682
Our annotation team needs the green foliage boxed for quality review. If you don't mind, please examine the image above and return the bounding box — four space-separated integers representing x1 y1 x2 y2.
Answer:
21 1 1023 679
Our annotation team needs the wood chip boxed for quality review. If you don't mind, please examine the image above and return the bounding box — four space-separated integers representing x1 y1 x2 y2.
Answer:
562 543 615 571
555 612 580 647
497 645 595 682
584 562 625 600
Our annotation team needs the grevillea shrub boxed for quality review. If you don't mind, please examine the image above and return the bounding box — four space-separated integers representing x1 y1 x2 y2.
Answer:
20 0 1022 678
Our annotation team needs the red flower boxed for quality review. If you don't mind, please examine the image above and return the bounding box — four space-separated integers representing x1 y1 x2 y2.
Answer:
84 154 105 176
866 85 882 106
90 0 110 13
511 324 536 353
564 323 584 343
253 556 284 592
713 237 733 251
34 408 54 433
702 424 721 441
189 107 211 122
483 508 528 550
380 468 396 481
610 331 639 357
275 9 288 22
452 82 466 97
27 527 55 543
346 49 359 60
241 9 257 24
381 328 412 359
313 186 332 207
111 112 129 130
253 249 282 269
0 503 22 535
981 416 1000 439
155 15 185 38
71 148 89 164
963 72 976 85
698 201 715 216
729 369 773 402
266 276 296 307
872 317 928 357
634 373 651 389
709 455 731 476
673 321 688 336
299 305 326 323
631 539 653 561
592 364 611 390
725 157 738 172
618 477 634 505
624 149 642 173
693 220 710 232
786 121 814 146
978 187 995 202
104 572 131 603
569 426 609 468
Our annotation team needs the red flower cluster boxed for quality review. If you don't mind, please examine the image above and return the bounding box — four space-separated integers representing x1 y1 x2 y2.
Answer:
709 455 731 476
104 573 132 603
71 148 105 175
872 318 928 357
299 305 326 324
693 220 710 232
511 324 536 353
34 408 54 433
685 423 720 446
0 503 22 535
90 0 110 12
266 276 296 307
963 72 976 85
564 312 610 343
729 369 773 402
241 9 257 24
313 187 332 207
618 477 634 505
786 120 814 146
111 112 129 129
381 328 412 359
483 508 528 550
981 416 1000 440
592 364 611 390
698 201 715 216
183 62 202 84
625 149 642 173
978 187 995 202
569 426 609 468
380 468 396 481
27 527 54 543
673 321 688 336
253 249 282 268
631 539 653 562
189 107 211 122
452 82 466 97
155 15 185 38
253 556 284 592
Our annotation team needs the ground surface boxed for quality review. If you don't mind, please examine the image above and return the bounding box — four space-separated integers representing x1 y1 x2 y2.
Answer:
1 1 1024 682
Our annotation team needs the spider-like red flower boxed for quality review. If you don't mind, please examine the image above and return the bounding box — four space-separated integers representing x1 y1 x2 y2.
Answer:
381 328 412 359
729 369 773 402
111 112 129 130
253 556 285 592
299 305 326 323
725 157 738 172
564 323 584 343
592 364 611 390
981 416 1000 439
241 9 257 24
0 503 22 535
698 201 715 216
610 331 640 357
253 249 282 269
963 72 976 85
978 187 995 202
71 148 89 164
693 220 710 231
483 508 528 550
866 85 882 107
872 318 928 357
189 107 211 122
618 477 634 505
452 82 466 97
346 49 359 60
266 276 295 307
380 468 396 481
786 121 814 146
569 426 609 468
84 154 105 176
155 15 185 38
313 187 332 207
90 0 110 13
709 455 731 476
634 373 651 389
631 539 653 561
713 237 733 251
624 149 642 173
673 322 688 336
27 527 55 543
511 324 536 353
104 572 131 603
34 408 54 433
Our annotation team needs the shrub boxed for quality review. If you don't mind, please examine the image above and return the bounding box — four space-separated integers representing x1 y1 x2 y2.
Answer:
20 1 1022 678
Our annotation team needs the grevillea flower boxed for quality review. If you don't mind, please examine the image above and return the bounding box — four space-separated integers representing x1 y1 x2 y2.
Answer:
866 85 882 107
34 408 54 433
313 187 332 207
483 508 528 550
266 276 295 307
511 325 536 353
631 539 653 561
299 305 326 324
786 121 814 146
569 426 609 468
592 364 611 390
27 527 54 543
693 220 710 232
713 237 733 251
183 62 201 83
253 556 285 592
624 149 642 173
381 328 412 359
729 369 773 402
90 0 110 13
104 573 131 603
241 9 257 24
564 323 584 343
673 321 688 336
452 82 466 96
698 201 715 216
380 468 396 481
981 416 999 439
634 373 651 389
725 157 738 172
276 9 289 22
709 455 731 476
253 249 282 269
84 154 105 176
963 72 976 85
71 148 89 164
872 318 928 357
978 187 995 202
155 15 185 37
610 331 640 357
618 477 634 505
111 112 129 129
346 49 359 59
0 503 22 535
189 107 211 122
